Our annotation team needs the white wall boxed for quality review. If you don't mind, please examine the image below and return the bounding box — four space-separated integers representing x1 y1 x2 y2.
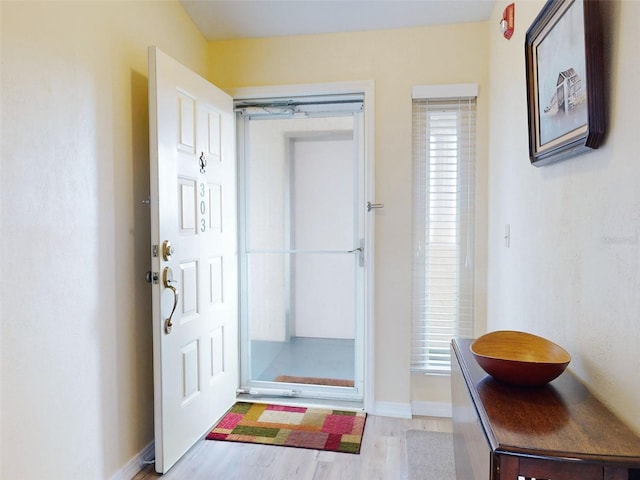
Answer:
0 4 3 475
291 133 356 339
244 116 354 342
0 2 208 478
487 0 640 435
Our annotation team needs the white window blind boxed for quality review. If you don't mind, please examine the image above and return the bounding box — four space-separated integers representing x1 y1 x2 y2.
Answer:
411 93 476 374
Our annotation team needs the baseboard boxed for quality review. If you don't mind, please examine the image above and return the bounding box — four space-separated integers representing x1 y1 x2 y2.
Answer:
372 401 412 419
410 400 452 418
110 441 154 480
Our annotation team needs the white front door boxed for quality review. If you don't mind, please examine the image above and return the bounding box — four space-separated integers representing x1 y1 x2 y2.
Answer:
148 46 238 474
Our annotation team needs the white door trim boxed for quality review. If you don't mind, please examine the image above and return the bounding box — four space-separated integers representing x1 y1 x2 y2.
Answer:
231 80 376 413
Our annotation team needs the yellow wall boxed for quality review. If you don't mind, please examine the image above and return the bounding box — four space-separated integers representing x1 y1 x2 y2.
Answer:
1 1 208 478
208 24 490 410
487 0 640 435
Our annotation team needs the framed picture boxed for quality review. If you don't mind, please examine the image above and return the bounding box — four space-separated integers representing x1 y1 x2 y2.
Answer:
525 0 605 166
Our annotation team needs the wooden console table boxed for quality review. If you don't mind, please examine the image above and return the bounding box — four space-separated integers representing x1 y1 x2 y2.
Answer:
451 338 640 480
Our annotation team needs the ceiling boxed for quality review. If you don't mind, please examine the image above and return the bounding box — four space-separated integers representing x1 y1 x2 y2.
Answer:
179 0 496 41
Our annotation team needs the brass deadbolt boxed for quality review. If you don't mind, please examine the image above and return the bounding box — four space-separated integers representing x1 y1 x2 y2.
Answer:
162 240 174 261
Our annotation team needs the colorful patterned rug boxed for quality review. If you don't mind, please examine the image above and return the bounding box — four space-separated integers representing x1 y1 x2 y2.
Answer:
206 402 366 454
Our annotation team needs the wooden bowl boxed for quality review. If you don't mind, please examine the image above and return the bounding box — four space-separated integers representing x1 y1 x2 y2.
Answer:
470 331 571 387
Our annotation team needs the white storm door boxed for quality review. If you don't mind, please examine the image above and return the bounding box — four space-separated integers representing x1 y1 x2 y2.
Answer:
148 46 238 474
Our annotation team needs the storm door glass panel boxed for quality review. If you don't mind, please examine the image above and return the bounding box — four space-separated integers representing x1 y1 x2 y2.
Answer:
241 112 360 392
249 253 356 383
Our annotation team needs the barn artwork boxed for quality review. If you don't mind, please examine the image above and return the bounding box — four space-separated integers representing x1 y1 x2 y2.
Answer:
535 0 587 148
525 0 605 166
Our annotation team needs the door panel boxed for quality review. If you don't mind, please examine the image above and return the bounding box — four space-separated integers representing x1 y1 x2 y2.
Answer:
178 177 197 234
148 47 237 474
179 260 198 321
209 183 223 232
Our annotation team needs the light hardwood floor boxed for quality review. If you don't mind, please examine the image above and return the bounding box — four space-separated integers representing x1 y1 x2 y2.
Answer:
133 415 452 480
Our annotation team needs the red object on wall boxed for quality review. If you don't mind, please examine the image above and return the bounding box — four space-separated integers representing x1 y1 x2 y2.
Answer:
501 3 515 40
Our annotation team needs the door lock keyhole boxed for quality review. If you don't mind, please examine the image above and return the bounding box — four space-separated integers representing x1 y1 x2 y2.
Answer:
162 240 174 261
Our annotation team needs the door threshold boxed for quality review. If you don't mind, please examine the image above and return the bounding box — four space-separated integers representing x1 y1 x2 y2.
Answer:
236 393 364 412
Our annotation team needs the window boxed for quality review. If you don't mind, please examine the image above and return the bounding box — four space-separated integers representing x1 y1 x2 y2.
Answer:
411 84 477 374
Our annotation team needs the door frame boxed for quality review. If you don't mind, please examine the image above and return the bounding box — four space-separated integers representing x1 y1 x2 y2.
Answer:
230 81 376 412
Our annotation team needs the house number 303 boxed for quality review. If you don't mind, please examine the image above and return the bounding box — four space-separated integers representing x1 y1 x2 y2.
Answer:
199 182 206 232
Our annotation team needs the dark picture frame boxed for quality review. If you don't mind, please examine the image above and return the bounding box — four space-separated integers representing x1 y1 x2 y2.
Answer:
525 0 605 167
